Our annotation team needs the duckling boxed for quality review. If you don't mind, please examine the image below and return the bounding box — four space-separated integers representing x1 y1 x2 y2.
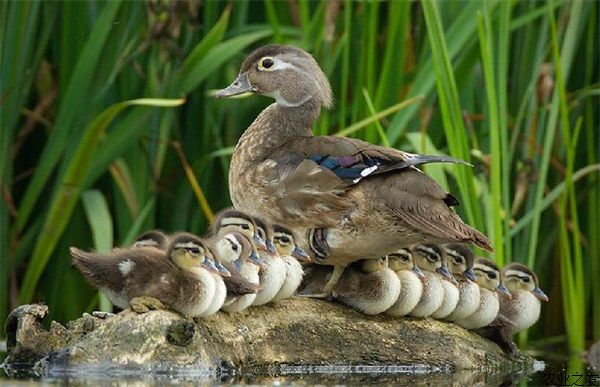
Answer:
455 258 511 329
443 244 480 322
252 217 287 306
430 248 460 319
500 263 548 336
271 224 311 302
202 233 250 316
217 44 493 296
211 208 268 251
385 249 425 317
220 232 264 313
332 257 400 315
408 245 453 318
132 230 170 250
71 233 221 318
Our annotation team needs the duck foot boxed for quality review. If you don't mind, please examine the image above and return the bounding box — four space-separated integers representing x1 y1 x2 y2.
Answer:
130 296 166 314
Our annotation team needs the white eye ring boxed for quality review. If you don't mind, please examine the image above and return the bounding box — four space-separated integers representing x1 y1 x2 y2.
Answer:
258 57 275 70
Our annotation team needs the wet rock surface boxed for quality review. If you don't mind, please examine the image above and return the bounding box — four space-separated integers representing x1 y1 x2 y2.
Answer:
2 299 533 380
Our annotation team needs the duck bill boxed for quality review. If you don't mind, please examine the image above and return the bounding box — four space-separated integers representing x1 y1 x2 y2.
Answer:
436 265 452 280
266 239 278 255
292 245 312 262
215 261 231 277
248 251 264 267
215 73 256 98
463 268 477 282
253 234 268 251
533 286 549 302
202 258 220 274
412 265 426 279
496 282 512 299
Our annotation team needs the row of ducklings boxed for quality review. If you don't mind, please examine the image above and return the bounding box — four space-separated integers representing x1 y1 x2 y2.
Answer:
71 209 311 318
300 243 548 339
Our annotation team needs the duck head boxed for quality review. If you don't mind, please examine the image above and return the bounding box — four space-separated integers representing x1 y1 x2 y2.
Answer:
212 208 267 251
412 244 455 283
253 216 278 255
168 233 220 275
132 229 170 251
216 44 333 110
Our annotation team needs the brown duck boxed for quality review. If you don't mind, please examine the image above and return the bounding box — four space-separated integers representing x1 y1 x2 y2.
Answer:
217 44 492 294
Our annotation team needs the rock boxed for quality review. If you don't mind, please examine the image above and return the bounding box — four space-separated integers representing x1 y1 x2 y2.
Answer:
2 299 533 381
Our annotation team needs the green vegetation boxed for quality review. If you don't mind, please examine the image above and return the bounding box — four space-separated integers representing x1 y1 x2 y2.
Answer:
1 0 597 363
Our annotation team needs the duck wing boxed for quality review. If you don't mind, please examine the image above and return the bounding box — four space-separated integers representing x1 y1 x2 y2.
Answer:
273 135 467 186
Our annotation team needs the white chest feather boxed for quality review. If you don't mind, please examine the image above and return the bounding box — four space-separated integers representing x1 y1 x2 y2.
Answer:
272 257 304 302
175 269 216 318
386 270 423 317
456 288 499 329
408 272 444 318
504 291 541 335
253 255 287 306
221 263 260 313
431 280 460 319
201 274 227 316
445 280 480 321
337 268 400 315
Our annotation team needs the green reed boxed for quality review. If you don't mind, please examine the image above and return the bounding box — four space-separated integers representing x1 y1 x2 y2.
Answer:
1 0 597 360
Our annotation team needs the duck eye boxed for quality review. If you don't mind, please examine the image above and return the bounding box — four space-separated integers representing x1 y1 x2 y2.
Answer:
280 237 290 244
522 277 530 283
231 244 239 252
189 247 200 255
240 223 250 230
401 256 410 262
260 57 274 69
487 272 497 280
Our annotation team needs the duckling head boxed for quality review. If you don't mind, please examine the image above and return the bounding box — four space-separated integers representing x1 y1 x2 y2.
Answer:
444 244 476 282
228 231 264 271
253 216 278 254
216 44 333 110
272 224 311 262
473 258 511 298
361 257 387 273
412 244 454 281
503 263 548 301
132 229 169 251
212 208 267 251
168 233 218 275
388 249 425 278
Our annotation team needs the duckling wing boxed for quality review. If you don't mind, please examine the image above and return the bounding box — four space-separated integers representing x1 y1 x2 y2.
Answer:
223 273 260 296
70 247 140 291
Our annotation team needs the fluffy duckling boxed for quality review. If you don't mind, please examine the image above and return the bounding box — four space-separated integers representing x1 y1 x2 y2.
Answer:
408 245 453 318
333 257 401 315
456 258 511 329
220 233 264 313
500 263 548 336
252 217 287 306
271 225 311 302
443 244 480 322
385 249 425 317
132 230 170 250
71 233 221 318
430 248 460 319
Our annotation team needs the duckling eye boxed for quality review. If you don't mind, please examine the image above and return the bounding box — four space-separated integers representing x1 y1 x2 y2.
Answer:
426 254 438 262
487 272 497 280
241 224 250 230
189 247 200 255
522 277 530 283
259 57 274 70
453 257 463 264
231 244 239 252
280 237 290 244
401 256 410 262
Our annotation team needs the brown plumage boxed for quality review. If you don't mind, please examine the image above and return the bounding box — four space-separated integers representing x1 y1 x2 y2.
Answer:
218 44 492 294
